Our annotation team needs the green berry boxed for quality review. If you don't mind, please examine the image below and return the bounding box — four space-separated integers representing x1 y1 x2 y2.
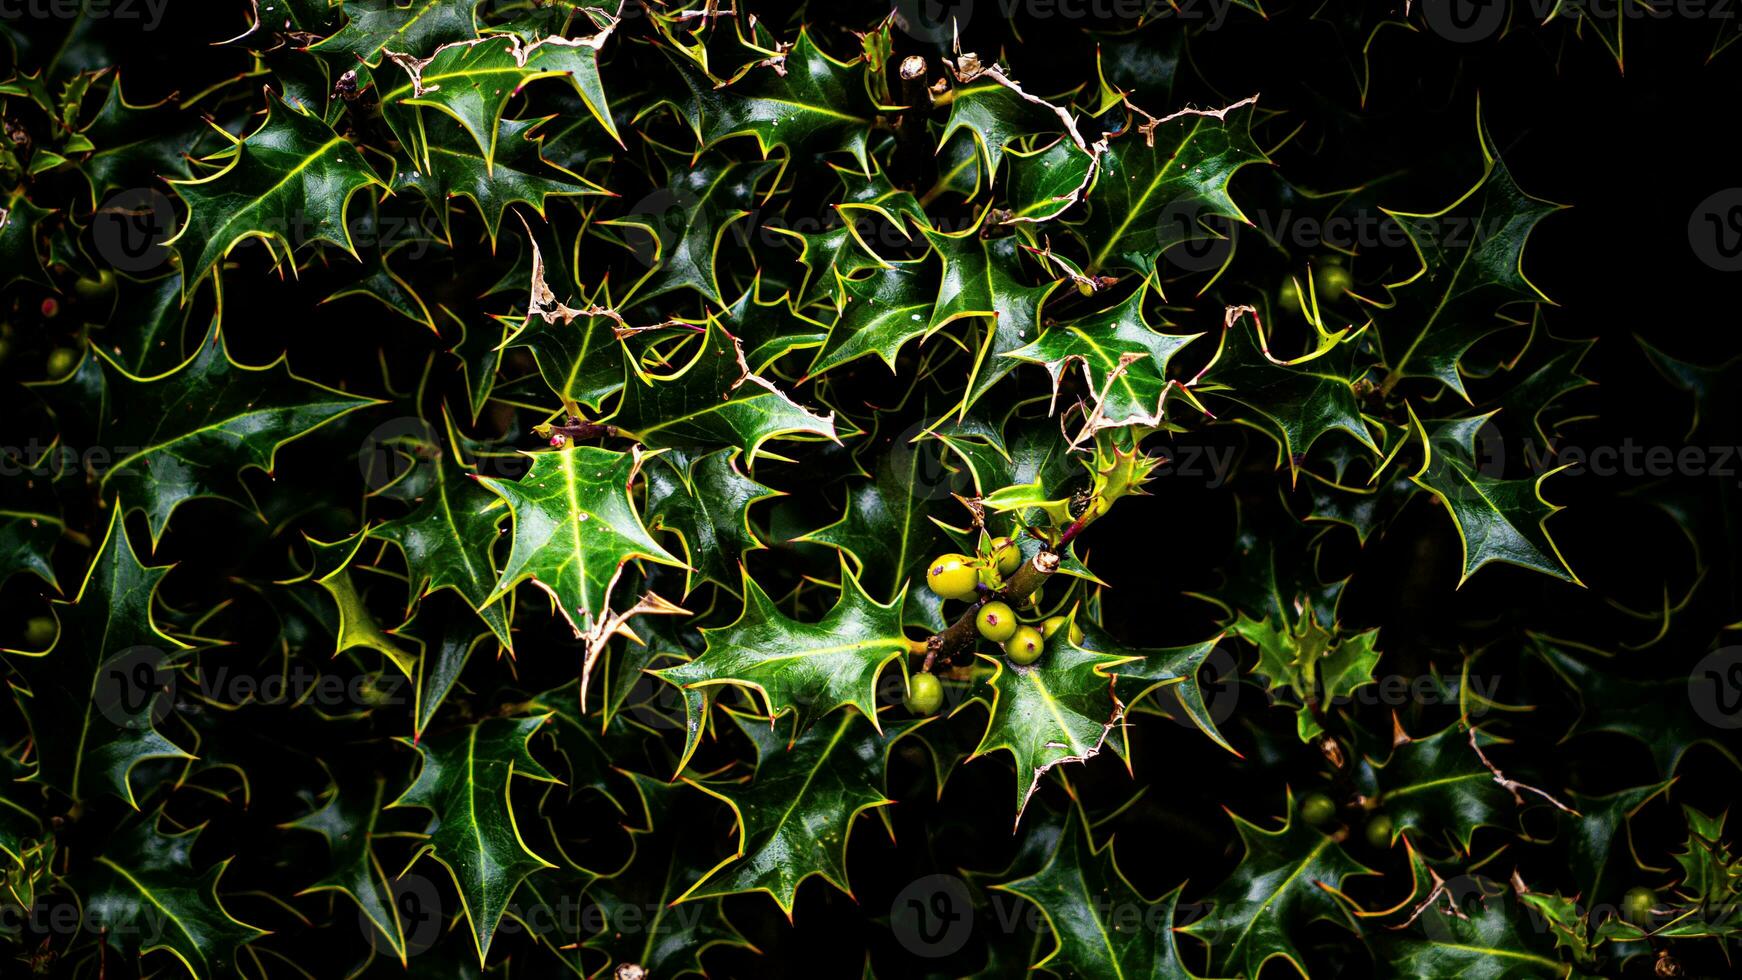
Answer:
1300 792 1336 827
976 601 1016 642
1041 616 1084 646
1279 277 1301 312
1364 813 1394 849
1004 626 1043 665
925 554 978 600
24 616 55 648
1315 263 1352 301
46 346 78 378
904 672 943 716
73 270 115 302
1622 887 1656 926
989 536 1021 576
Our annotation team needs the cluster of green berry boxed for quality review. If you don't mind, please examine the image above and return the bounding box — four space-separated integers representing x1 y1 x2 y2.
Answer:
1297 789 1661 923
902 539 1082 716
1297 791 1392 846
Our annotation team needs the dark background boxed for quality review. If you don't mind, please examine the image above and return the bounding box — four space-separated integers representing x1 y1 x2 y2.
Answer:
4 1 1741 977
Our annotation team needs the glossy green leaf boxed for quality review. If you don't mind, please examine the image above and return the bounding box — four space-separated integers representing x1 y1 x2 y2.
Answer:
1 506 190 806
653 561 909 734
479 445 682 634
1181 792 1372 978
677 709 902 916
391 715 558 964
167 91 386 288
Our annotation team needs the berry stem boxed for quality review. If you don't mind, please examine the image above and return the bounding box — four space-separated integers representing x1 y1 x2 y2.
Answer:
922 550 1059 672
535 417 618 446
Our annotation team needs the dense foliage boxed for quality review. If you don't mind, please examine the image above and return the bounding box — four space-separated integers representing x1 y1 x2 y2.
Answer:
2 1 1741 977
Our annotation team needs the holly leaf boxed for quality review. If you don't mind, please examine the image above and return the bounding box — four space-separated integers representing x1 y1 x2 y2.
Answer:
596 151 759 306
1365 722 1516 853
644 448 779 596
1672 805 1740 908
1370 875 1572 979
1530 637 1729 777
371 419 511 649
309 0 482 68
381 26 619 174
774 160 924 310
1638 336 1742 442
479 445 683 634
659 29 873 170
81 814 268 979
938 71 1069 186
167 91 386 288
391 715 559 964
0 508 61 590
722 277 831 371
395 114 607 242
966 637 1137 825
794 430 949 602
955 234 1059 416
0 189 51 286
676 709 902 916
1565 780 1675 905
1408 407 1578 585
505 238 632 413
1087 625 1235 756
307 533 419 683
994 800 1202 979
808 262 938 376
74 75 200 206
31 323 376 544
1231 608 1379 742
1005 138 1097 221
652 561 909 734
580 773 753 975
1358 123 1562 398
1078 97 1265 278
286 774 409 963
610 317 837 463
1180 792 1372 978
1 506 191 807
1007 284 1199 431
1200 306 1376 469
